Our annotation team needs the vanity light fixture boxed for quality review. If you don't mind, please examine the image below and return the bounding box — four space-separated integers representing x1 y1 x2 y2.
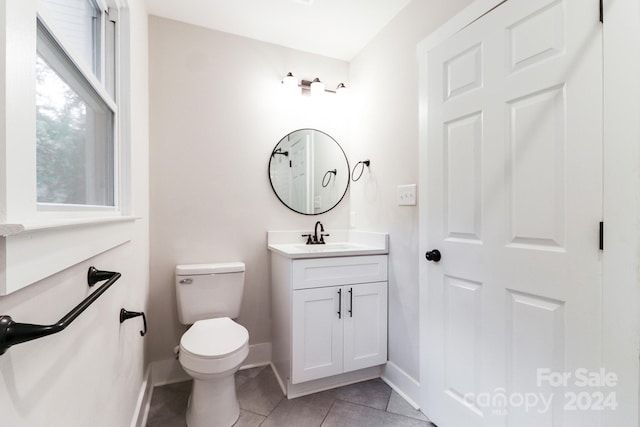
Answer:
282 72 348 97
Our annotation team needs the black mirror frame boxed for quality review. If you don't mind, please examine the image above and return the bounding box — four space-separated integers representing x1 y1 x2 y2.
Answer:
268 128 350 216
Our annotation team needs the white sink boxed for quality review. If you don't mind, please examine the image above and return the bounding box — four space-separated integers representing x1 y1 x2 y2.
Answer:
292 243 362 251
267 230 388 259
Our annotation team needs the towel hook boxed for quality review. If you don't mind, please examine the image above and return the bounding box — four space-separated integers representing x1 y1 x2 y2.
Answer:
120 309 147 337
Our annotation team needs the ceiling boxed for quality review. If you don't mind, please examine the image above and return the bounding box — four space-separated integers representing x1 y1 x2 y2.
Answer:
144 0 412 61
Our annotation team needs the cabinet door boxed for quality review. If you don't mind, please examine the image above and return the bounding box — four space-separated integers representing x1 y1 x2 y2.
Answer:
343 281 388 373
292 286 343 384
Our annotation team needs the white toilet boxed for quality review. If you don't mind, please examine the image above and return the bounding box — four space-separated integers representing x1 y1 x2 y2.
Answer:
175 262 249 427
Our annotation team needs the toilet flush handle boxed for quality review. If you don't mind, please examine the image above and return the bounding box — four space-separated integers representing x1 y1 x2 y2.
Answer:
179 278 193 285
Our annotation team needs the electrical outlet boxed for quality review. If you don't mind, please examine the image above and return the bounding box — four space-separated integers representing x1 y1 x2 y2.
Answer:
397 184 417 206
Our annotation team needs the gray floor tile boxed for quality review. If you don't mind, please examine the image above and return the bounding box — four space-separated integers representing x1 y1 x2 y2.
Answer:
261 390 336 427
331 378 392 410
146 380 191 427
238 365 267 378
322 400 432 427
146 367 432 427
235 374 249 390
386 391 430 422
237 365 285 416
233 409 265 427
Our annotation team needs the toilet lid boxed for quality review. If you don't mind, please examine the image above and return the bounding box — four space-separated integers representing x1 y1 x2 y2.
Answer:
180 317 249 359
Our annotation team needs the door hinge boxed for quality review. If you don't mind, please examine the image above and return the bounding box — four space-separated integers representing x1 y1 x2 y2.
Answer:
599 221 604 250
599 0 603 23
107 7 118 23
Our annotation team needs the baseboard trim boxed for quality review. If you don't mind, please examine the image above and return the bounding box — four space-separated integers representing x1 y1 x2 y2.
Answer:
150 357 190 387
150 342 272 386
380 361 421 410
241 342 272 370
271 362 288 396
130 366 153 427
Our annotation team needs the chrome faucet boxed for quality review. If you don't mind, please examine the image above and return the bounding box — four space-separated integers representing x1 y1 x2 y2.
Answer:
301 221 330 245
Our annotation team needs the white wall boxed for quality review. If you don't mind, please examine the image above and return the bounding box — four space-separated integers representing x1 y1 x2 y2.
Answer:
147 0 477 386
602 0 640 423
348 0 474 383
0 2 149 426
148 16 350 364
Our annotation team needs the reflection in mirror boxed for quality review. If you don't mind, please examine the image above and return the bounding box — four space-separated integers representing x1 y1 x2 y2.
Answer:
269 129 349 215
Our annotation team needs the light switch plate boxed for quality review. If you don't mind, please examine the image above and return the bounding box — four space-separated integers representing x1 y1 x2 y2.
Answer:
397 184 417 206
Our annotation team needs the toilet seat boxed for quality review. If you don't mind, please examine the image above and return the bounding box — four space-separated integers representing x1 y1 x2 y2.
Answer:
181 317 248 358
179 317 249 375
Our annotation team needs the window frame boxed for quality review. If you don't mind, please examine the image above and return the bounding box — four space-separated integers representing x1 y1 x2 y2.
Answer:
0 0 135 295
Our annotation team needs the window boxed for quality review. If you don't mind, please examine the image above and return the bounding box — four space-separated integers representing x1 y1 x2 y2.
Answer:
39 0 101 78
36 0 117 209
0 0 133 295
36 28 115 206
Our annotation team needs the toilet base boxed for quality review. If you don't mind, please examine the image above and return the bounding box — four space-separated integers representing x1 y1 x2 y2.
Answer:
186 373 239 427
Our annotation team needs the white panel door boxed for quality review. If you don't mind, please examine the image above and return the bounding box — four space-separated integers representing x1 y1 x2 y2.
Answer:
420 0 603 426
343 281 388 373
292 286 343 383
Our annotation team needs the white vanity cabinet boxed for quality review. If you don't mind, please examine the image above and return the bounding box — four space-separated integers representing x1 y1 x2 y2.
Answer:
270 251 388 398
291 280 388 384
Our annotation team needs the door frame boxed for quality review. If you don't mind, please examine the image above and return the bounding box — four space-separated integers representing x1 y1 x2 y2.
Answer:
416 1 640 425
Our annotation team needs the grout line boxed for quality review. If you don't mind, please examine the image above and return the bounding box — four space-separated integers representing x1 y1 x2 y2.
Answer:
333 399 432 425
335 398 388 411
264 393 285 419
384 390 392 412
240 408 267 417
319 399 338 427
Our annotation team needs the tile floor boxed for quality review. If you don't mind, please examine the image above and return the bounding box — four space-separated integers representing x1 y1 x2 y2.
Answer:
146 365 435 427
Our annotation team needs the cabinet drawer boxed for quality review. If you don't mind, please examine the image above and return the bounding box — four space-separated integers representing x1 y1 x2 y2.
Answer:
292 255 387 289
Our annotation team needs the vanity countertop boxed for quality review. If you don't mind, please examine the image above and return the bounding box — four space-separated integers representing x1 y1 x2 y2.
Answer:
267 230 388 259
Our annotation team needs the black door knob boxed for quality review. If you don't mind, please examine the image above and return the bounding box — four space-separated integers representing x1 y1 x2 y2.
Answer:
425 249 441 262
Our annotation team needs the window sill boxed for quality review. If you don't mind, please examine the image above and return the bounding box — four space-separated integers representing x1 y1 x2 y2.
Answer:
0 216 138 295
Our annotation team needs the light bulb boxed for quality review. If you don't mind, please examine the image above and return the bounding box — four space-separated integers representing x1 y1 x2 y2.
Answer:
310 78 325 97
282 72 299 96
336 83 349 97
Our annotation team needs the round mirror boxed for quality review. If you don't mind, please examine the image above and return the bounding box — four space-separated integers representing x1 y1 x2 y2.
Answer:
269 129 349 215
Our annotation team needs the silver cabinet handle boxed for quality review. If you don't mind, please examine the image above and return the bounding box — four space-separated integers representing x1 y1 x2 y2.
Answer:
179 278 193 284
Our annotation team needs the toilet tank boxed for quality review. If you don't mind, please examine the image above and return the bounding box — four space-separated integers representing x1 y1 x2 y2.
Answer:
175 262 245 324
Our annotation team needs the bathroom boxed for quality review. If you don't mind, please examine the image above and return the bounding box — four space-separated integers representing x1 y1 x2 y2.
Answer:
1 0 639 426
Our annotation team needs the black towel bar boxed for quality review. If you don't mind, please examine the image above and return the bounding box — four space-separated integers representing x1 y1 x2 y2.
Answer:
0 267 121 355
